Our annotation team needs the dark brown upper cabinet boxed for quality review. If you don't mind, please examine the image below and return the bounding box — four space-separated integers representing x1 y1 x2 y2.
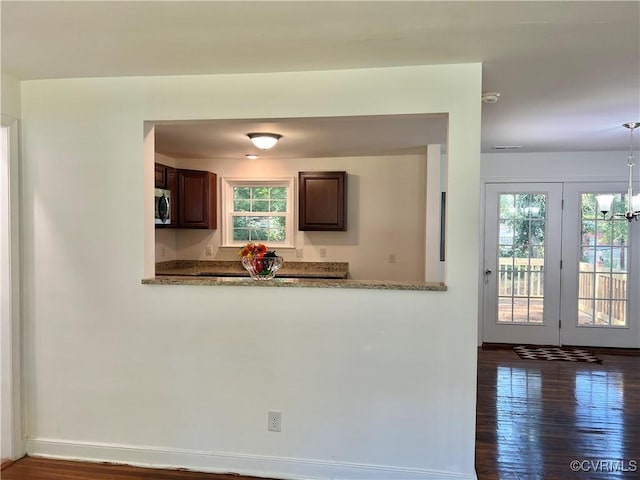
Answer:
177 169 217 229
155 163 167 188
298 171 347 231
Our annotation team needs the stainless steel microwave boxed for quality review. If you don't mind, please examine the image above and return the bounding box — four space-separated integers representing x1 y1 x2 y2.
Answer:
154 188 171 225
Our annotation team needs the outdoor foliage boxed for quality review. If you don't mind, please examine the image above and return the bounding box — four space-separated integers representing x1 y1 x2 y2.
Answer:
580 193 628 271
499 193 546 258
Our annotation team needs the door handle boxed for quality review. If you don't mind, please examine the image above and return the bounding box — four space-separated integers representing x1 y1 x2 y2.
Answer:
484 269 492 275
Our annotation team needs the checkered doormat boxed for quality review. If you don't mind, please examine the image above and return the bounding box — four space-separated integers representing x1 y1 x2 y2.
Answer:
513 345 602 364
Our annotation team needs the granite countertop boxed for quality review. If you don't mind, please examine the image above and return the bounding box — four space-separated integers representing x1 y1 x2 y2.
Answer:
155 260 350 279
143 275 446 291
146 260 447 291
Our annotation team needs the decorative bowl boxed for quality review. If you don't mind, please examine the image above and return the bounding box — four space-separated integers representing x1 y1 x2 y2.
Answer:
241 256 284 280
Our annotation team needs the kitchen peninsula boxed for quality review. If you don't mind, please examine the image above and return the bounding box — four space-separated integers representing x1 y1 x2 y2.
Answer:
145 260 446 291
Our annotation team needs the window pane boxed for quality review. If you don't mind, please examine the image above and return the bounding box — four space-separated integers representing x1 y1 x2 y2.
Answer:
270 200 286 212
596 221 613 245
500 194 515 219
610 301 627 326
597 248 612 270
250 229 268 241
233 229 249 241
529 194 545 218
233 216 247 228
252 187 269 199
271 187 286 199
581 194 597 219
612 219 629 242
248 216 268 228
529 220 545 245
614 247 628 271
611 274 627 299
530 245 544 259
513 219 533 249
268 229 285 241
528 298 544 323
511 297 530 322
234 187 251 200
234 200 250 212
269 217 285 228
581 220 595 245
580 248 595 270
514 194 531 218
499 246 514 259
499 220 514 245
252 200 269 212
578 299 594 325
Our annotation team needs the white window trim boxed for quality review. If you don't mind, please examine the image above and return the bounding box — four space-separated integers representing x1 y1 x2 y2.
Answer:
221 177 296 248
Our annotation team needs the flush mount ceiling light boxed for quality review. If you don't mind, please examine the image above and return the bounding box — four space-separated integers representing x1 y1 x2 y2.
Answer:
247 133 282 150
596 122 640 222
245 154 259 160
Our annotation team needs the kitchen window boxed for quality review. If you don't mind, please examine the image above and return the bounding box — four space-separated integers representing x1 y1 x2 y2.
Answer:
222 178 295 247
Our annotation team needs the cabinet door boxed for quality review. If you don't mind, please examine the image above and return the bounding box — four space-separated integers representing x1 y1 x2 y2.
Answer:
298 171 347 231
154 163 167 188
177 169 217 229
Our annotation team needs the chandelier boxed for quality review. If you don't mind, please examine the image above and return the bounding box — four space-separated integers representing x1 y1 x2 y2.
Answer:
596 122 640 222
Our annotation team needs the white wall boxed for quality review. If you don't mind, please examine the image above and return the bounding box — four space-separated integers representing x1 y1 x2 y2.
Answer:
20 65 481 479
1 73 21 120
159 153 429 281
482 151 636 181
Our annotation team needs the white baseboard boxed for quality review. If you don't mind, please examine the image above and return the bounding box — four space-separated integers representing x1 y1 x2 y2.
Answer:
27 438 476 480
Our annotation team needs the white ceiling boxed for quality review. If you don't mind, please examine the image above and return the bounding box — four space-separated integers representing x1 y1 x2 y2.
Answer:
2 1 639 156
154 115 448 159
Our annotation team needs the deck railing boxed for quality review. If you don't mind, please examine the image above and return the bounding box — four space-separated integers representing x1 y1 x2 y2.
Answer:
498 258 544 297
578 262 627 325
497 258 627 325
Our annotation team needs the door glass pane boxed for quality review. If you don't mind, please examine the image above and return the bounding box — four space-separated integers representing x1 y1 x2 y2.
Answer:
577 193 628 327
497 193 546 324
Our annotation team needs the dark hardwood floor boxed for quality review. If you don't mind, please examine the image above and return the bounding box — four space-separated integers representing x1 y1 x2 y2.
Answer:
0 456 269 479
3 349 638 479
476 348 639 480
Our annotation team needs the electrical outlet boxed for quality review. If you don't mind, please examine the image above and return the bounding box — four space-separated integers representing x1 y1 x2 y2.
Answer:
388 253 396 264
319 248 327 258
296 249 304 259
205 245 214 256
268 411 281 432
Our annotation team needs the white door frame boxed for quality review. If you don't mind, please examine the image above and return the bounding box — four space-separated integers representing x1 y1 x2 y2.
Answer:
1 114 24 460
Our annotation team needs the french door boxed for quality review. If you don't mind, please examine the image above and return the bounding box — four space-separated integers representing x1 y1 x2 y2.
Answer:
560 183 639 347
483 183 563 345
483 182 640 348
